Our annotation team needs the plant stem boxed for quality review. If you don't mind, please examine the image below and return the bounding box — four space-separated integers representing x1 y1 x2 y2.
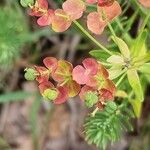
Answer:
91 107 99 117
73 21 112 55
116 72 126 87
107 23 117 38
138 10 150 35
115 18 132 43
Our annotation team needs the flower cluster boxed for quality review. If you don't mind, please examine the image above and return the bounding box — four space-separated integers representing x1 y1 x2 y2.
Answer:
25 57 116 109
73 58 116 109
21 0 122 34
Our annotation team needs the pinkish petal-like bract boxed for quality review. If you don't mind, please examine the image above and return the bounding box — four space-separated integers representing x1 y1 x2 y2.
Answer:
52 9 72 32
86 0 97 4
52 60 73 83
35 66 49 83
87 12 106 34
38 81 54 94
73 65 88 84
29 0 48 17
64 80 81 97
54 86 69 104
37 9 54 26
83 58 99 75
37 0 48 10
43 57 58 72
99 88 114 100
139 0 150 8
73 58 99 85
62 0 86 20
98 0 115 7
100 1 122 21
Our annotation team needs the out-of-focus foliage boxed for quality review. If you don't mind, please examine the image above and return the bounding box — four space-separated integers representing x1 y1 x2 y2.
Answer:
0 5 29 70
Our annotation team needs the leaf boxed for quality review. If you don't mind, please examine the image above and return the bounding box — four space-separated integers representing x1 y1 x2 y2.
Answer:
127 69 144 102
138 63 150 74
84 102 133 149
89 50 110 62
115 90 128 98
107 55 124 64
108 66 124 80
111 36 130 59
29 95 42 150
131 30 148 57
129 99 142 118
0 91 34 103
133 52 150 67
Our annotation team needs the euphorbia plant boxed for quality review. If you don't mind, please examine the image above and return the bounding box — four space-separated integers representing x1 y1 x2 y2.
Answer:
21 0 150 149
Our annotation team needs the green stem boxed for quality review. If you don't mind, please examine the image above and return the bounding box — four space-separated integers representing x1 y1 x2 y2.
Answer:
107 23 117 38
138 10 150 34
91 107 99 117
73 21 112 55
115 18 132 43
116 72 126 87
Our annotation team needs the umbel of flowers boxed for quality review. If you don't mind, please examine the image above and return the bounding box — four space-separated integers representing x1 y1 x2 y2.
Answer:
20 0 122 34
25 57 116 109
21 0 150 109
20 0 150 34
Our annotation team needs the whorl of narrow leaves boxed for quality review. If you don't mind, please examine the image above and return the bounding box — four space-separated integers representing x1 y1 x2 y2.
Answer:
84 101 134 150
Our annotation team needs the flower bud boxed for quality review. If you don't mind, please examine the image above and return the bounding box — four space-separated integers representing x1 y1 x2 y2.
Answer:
43 89 58 101
24 68 37 81
84 91 99 108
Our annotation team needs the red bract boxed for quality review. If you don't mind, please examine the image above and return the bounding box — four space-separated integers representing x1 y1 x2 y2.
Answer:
29 0 54 26
139 0 150 8
98 0 115 7
37 9 54 26
35 66 49 83
43 57 58 71
29 0 48 16
73 58 116 99
98 1 122 21
35 57 58 83
62 0 86 20
52 60 81 97
51 0 86 32
39 81 68 104
97 101 105 110
86 0 114 7
86 0 97 4
87 1 122 34
87 12 107 34
92 64 116 95
51 9 72 32
73 58 99 85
